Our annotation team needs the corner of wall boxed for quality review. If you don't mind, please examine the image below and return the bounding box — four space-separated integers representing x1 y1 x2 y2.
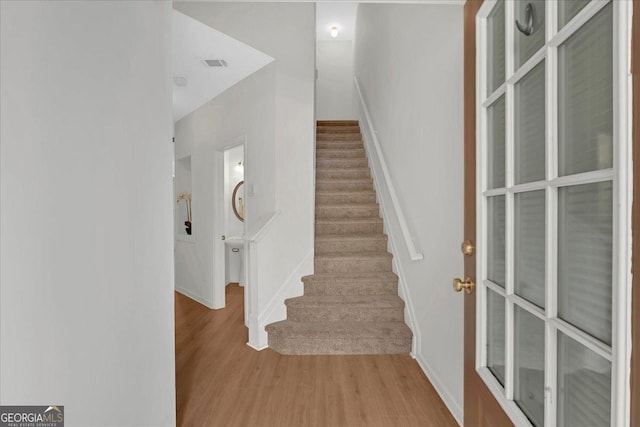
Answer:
249 249 314 349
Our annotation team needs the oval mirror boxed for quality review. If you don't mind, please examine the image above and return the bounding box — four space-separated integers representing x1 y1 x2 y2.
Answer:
232 180 244 222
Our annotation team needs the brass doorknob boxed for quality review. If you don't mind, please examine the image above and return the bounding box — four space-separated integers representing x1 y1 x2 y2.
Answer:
453 277 475 294
461 240 475 256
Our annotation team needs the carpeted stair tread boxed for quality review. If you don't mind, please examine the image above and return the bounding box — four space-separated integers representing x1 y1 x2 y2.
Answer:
315 252 392 261
317 127 361 133
316 191 377 205
316 136 364 142
267 320 411 338
286 294 404 309
316 190 376 196
267 320 411 334
265 321 412 355
316 179 373 192
315 204 380 220
316 167 369 173
317 120 359 126
316 148 365 153
316 202 378 208
316 149 366 159
315 217 383 226
316 178 372 184
302 271 398 296
317 142 364 149
316 158 369 168
314 253 393 274
315 234 387 241
316 169 371 180
302 271 398 282
303 280 398 297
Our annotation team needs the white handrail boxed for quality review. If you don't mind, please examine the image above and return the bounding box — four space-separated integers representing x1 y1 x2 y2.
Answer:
354 77 424 261
245 210 281 243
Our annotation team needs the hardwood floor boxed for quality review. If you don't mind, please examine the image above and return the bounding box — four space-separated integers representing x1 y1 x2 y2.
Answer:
175 284 458 427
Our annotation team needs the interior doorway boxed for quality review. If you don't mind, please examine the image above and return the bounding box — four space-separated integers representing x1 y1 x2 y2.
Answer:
212 138 246 313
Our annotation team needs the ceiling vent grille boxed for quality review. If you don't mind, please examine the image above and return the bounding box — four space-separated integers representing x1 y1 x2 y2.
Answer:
203 59 228 68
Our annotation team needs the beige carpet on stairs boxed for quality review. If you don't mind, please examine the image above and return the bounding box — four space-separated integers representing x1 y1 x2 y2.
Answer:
265 120 413 355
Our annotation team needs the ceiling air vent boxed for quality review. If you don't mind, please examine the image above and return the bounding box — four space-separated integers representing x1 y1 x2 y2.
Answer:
203 59 228 68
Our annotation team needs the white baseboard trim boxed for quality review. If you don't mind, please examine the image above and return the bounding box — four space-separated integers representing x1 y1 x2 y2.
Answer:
175 286 215 309
414 352 463 426
388 235 420 356
246 342 268 351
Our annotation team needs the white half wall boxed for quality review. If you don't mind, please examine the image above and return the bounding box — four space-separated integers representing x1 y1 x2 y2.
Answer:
354 4 464 423
316 40 356 119
0 1 175 426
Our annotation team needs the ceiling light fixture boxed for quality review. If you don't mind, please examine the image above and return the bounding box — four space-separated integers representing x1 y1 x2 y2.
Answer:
330 26 339 38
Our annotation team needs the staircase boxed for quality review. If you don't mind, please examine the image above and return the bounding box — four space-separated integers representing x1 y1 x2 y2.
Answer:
265 120 413 355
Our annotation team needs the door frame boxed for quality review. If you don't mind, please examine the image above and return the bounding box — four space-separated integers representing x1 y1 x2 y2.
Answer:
464 0 638 425
464 1 514 426
213 136 247 310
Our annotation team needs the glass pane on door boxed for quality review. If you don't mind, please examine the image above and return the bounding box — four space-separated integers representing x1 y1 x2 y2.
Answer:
558 181 613 344
514 190 545 307
487 195 506 287
488 96 506 189
558 0 591 29
514 307 545 427
558 3 613 177
487 1 506 95
557 333 611 426
487 290 506 386
514 0 545 70
515 61 546 184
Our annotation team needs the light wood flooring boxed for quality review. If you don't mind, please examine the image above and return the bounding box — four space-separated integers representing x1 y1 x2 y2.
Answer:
175 283 458 426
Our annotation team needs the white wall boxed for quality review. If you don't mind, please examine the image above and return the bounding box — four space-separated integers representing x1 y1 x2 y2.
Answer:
173 2 315 347
225 145 245 239
174 65 276 308
316 40 356 119
0 2 175 426
354 4 464 423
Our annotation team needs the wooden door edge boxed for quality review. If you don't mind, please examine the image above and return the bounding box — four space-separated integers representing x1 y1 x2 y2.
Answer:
630 1 639 426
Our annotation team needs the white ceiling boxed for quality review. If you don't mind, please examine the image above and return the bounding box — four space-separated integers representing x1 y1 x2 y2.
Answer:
172 10 274 122
316 3 358 41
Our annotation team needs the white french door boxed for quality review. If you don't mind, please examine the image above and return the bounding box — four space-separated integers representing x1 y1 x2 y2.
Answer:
475 0 633 426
